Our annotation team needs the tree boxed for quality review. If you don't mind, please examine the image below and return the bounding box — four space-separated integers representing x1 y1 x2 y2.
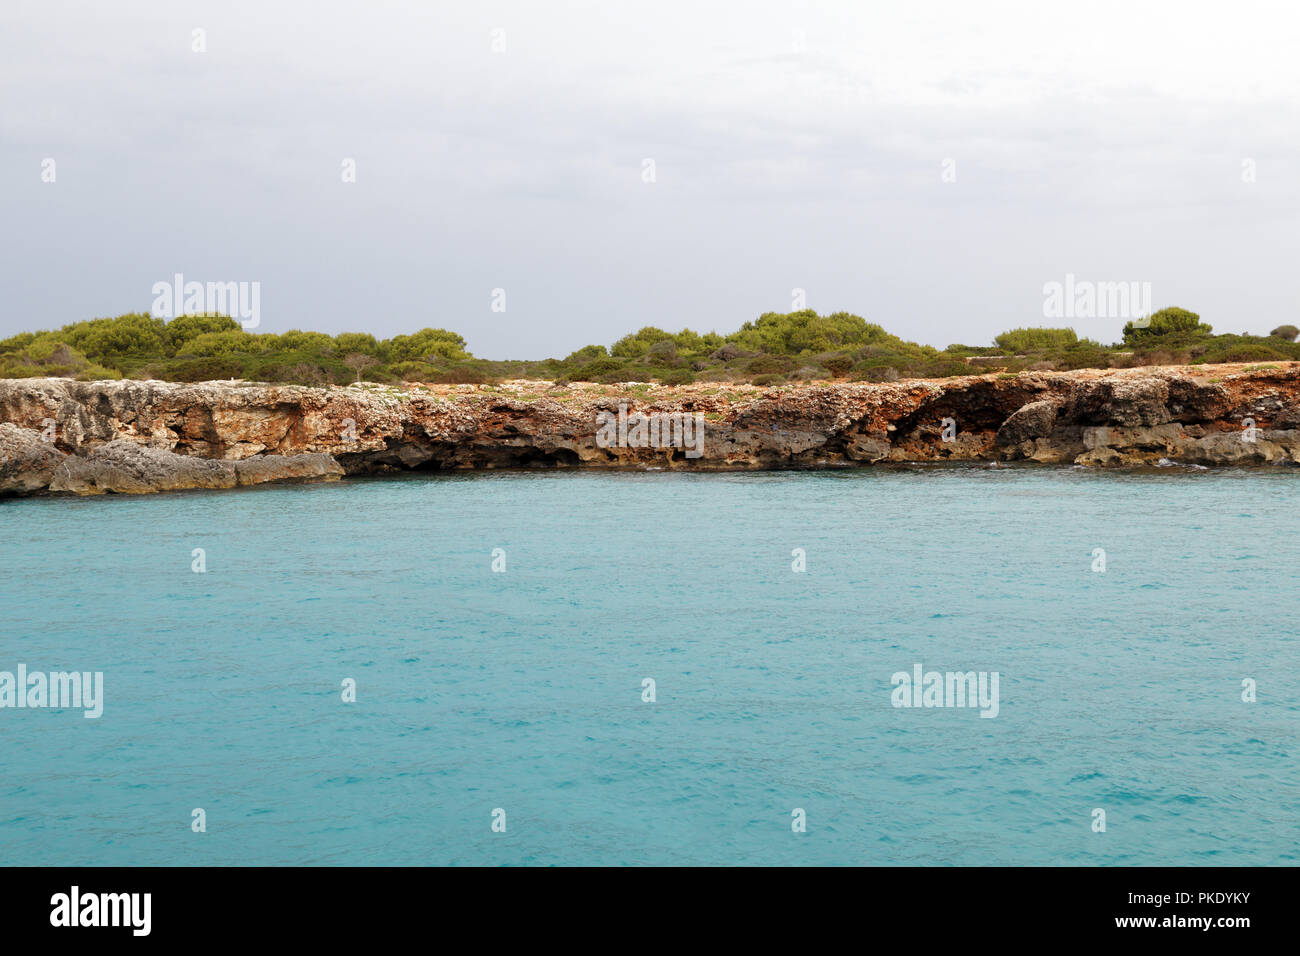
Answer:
165 313 240 353
1269 324 1299 341
344 352 378 383
726 310 894 355
385 328 468 362
563 344 608 364
1122 307 1212 345
60 312 168 360
611 326 675 358
277 329 336 354
334 332 380 357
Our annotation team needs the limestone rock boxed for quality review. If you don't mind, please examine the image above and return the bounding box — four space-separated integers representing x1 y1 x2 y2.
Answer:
48 440 238 495
0 423 67 494
996 400 1058 446
0 365 1298 492
45 441 343 495
234 453 344 486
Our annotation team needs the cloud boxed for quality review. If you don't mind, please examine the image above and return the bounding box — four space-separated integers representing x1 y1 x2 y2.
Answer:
1 0 1298 356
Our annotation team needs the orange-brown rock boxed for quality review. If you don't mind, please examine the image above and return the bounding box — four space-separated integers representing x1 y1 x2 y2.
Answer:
2 363 1298 495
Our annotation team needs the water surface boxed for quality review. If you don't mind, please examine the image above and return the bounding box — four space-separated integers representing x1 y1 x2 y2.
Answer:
1 468 1296 865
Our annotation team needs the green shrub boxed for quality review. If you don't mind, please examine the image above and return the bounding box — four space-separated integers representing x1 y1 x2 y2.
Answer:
0 332 38 354
182 330 265 355
646 339 678 361
656 368 694 386
432 366 487 384
745 354 797 374
165 314 241 352
994 327 1077 352
1123 307 1212 345
727 310 895 354
671 329 723 355
75 364 122 381
275 329 336 354
0 338 106 379
945 343 1001 357
334 332 380 357
386 328 468 362
59 313 168 361
921 358 974 378
852 365 900 382
573 357 628 381
4 302 1281 387
822 355 853 377
154 357 246 382
563 344 608 364
260 363 334 386
611 326 675 358
1205 343 1287 363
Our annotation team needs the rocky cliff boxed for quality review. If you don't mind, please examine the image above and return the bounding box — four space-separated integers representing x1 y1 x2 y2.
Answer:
2 364 1298 495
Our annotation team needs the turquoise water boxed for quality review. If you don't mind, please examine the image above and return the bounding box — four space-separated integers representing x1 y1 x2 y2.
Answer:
1 467 1297 866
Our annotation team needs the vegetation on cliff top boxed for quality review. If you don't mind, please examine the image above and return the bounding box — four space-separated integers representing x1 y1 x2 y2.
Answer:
2 307 1298 387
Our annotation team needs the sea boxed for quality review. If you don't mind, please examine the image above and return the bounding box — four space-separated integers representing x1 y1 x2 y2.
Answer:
1 467 1297 865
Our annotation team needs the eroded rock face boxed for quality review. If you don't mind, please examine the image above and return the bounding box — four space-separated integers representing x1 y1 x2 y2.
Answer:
43 440 344 496
232 453 344 487
49 440 239 495
996 400 1059 447
0 423 67 495
1 363 1298 496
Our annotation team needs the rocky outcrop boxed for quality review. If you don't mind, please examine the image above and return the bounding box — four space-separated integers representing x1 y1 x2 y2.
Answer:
1 364 1298 496
46 440 345 496
995 400 1059 447
0 422 67 494
230 452 343 487
49 440 240 495
3 427 344 497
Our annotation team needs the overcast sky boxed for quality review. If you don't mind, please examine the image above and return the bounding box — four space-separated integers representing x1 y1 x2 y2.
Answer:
2 0 1298 358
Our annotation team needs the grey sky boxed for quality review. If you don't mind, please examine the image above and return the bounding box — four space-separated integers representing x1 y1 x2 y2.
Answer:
2 0 1298 358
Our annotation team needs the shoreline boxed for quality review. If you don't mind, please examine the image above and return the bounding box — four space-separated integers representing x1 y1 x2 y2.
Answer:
5 459 1286 506
3 363 1299 496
